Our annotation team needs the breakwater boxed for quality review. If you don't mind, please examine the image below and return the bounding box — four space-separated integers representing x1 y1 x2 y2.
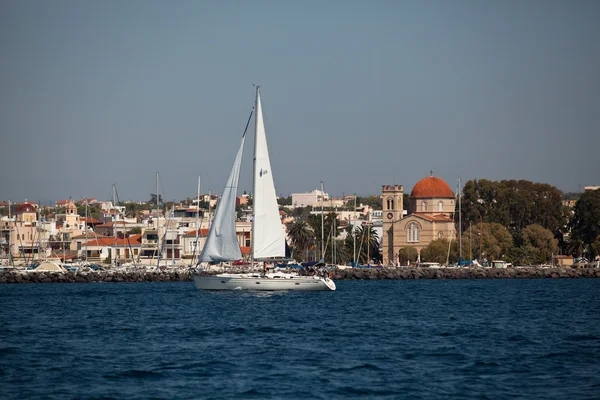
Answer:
1 267 599 284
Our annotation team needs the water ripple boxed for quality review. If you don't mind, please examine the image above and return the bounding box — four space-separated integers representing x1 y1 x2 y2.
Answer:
1 280 599 399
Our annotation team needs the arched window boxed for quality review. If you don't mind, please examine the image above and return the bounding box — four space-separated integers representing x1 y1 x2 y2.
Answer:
438 201 443 211
386 197 394 210
421 201 427 212
407 222 420 243
438 231 443 239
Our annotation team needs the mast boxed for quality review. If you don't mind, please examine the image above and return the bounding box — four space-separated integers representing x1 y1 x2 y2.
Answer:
320 181 324 262
367 210 370 265
353 194 356 267
8 200 13 267
36 202 41 264
171 203 175 266
112 184 117 267
195 174 200 264
458 176 462 264
333 206 337 265
156 172 160 266
251 85 259 270
85 199 88 262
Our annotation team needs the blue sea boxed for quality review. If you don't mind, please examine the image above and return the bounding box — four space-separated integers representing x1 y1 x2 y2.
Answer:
1 279 600 399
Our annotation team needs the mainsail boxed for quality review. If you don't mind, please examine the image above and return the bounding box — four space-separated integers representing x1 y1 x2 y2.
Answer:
252 88 286 259
199 133 246 262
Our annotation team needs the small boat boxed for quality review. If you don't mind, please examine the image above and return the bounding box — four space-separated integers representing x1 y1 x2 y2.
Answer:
193 87 335 291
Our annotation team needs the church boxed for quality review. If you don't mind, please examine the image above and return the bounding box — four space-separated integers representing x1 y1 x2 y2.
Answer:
381 174 456 265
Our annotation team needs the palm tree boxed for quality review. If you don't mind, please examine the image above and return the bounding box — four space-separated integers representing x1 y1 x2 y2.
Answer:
287 219 313 261
355 224 381 265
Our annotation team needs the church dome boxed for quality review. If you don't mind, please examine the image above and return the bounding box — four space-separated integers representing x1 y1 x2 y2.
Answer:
410 176 454 198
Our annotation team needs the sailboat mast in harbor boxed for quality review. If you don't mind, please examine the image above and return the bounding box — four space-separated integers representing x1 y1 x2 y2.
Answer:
112 184 117 267
321 181 324 262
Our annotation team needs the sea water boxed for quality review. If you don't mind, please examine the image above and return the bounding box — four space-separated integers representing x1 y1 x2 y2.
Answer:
1 279 599 399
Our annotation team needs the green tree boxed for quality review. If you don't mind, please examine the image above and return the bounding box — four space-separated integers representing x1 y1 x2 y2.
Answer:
277 196 292 206
287 219 313 261
127 227 142 235
307 211 342 261
356 195 382 210
398 247 418 265
462 222 512 262
570 189 600 259
420 239 459 264
148 193 163 205
461 179 566 243
520 224 558 263
354 224 381 264
291 206 312 219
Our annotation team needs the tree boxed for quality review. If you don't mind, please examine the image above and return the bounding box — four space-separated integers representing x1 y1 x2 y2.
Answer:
277 196 292 206
291 206 312 219
148 193 163 205
462 222 512 262
356 195 381 210
287 219 313 261
420 239 459 264
127 227 142 235
306 211 340 261
460 179 567 250
521 224 558 263
398 247 418 265
570 189 600 259
354 224 381 264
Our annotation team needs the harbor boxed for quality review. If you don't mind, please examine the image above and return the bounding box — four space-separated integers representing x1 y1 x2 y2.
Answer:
1 265 599 284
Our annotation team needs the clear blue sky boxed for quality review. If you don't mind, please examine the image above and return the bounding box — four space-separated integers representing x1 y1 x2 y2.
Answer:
1 0 598 204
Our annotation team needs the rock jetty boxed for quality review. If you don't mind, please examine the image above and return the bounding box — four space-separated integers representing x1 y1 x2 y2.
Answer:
0 267 599 284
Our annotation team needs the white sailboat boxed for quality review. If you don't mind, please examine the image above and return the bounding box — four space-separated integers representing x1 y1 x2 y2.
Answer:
193 87 336 291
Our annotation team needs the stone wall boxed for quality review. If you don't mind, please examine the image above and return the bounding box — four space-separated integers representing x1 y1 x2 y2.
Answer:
0 267 599 284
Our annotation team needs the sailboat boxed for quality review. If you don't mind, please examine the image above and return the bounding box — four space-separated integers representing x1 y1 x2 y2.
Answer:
193 87 336 291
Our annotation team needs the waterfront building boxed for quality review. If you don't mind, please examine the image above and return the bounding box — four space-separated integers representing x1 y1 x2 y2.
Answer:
381 174 456 266
292 189 329 208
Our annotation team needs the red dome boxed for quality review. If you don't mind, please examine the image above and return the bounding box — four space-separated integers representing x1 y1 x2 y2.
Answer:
410 176 454 198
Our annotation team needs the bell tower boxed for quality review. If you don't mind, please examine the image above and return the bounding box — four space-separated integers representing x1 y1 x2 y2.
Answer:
382 185 403 265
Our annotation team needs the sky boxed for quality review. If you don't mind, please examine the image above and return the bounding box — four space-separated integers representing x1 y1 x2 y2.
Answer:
1 0 598 205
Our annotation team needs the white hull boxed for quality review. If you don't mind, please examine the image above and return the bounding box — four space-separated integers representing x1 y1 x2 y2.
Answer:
193 273 336 291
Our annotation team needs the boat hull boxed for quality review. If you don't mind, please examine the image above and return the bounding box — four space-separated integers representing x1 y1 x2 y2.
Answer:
193 273 336 291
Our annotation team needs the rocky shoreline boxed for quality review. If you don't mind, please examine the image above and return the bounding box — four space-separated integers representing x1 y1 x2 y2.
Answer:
1 267 599 284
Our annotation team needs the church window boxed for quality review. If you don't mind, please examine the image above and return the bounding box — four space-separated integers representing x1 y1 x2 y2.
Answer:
421 201 427 212
407 222 420 243
438 201 443 211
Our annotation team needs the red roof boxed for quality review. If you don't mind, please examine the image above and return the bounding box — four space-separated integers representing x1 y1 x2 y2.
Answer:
15 203 36 213
183 228 210 236
410 176 454 198
85 234 142 247
81 217 102 224
412 213 453 222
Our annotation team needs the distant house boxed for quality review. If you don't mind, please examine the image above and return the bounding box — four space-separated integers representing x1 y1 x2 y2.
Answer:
95 221 137 237
55 199 71 208
555 255 574 267
83 234 143 261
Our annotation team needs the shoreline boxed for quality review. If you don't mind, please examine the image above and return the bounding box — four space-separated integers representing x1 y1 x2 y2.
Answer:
1 267 599 284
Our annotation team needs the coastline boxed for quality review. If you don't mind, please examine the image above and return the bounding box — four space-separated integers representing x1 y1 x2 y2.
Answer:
1 266 599 284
